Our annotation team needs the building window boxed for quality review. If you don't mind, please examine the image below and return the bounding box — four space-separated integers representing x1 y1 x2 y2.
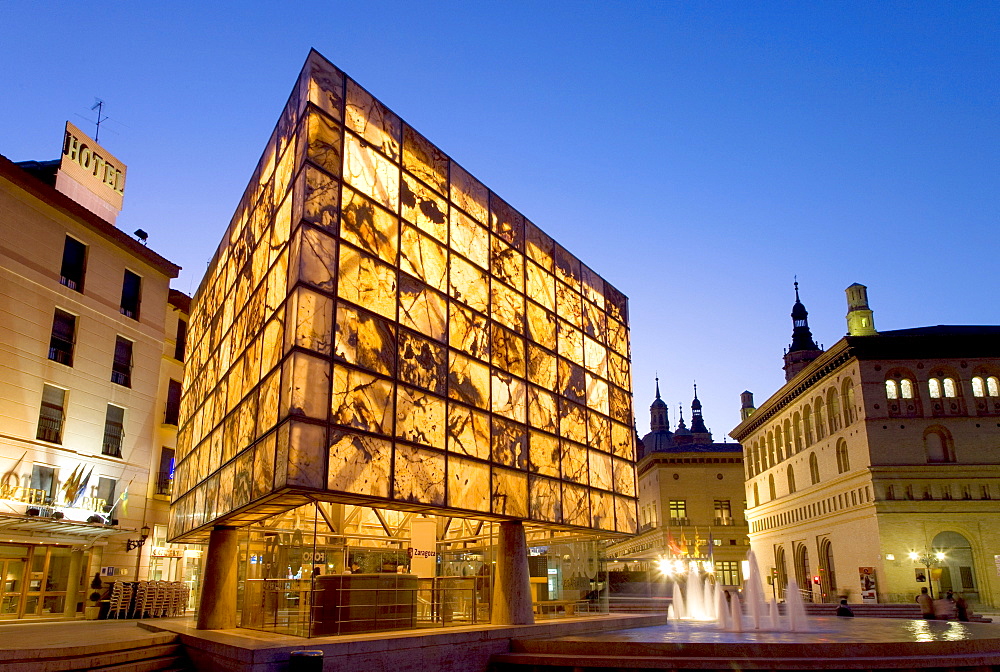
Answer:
929 377 958 399
48 309 76 366
102 404 125 457
716 560 740 586
96 477 117 514
787 465 796 493
59 236 87 291
30 465 56 505
174 319 187 362
793 413 803 453
157 447 175 496
841 379 856 425
809 453 820 485
827 388 841 433
714 499 732 525
120 270 142 320
164 379 182 425
668 500 687 525
900 379 914 398
836 439 850 473
111 336 133 387
36 384 66 443
803 405 814 446
814 397 826 439
924 426 955 463
768 474 776 500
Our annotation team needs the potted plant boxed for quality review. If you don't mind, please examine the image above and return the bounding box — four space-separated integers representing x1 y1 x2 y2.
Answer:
84 573 102 620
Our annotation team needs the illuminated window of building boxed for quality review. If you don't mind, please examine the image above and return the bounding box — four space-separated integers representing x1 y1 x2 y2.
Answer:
787 465 796 493
120 270 142 320
942 378 957 398
48 309 76 367
714 499 732 524
59 235 87 292
809 453 820 485
989 376 1000 397
929 378 942 399
972 376 985 397
111 336 133 387
102 404 125 458
36 385 66 444
885 380 898 400
716 560 740 586
668 500 687 524
900 379 914 399
157 447 175 497
836 439 850 473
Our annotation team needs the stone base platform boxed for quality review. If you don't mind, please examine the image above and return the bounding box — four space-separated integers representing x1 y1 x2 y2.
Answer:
490 617 1000 671
139 613 668 672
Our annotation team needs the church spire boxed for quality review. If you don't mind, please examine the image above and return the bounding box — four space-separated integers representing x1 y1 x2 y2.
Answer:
783 280 823 381
649 377 670 432
690 382 710 436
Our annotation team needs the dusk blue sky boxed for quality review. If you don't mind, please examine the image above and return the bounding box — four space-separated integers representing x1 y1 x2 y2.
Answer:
2 2 997 435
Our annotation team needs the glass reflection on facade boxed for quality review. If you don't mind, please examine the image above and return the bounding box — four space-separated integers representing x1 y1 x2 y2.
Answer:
169 50 636 546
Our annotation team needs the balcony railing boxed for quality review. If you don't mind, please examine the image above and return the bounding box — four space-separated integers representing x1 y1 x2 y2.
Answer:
36 415 63 443
155 471 173 497
111 368 131 387
102 426 124 457
669 517 690 527
714 516 736 526
48 341 74 366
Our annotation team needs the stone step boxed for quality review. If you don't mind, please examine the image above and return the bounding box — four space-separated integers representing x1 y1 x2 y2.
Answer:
0 640 187 672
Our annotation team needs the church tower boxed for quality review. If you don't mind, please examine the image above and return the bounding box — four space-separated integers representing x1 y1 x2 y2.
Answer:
689 384 712 443
782 281 823 381
845 283 877 336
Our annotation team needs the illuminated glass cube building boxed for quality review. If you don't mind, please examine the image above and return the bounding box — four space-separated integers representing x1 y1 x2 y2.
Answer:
170 50 636 634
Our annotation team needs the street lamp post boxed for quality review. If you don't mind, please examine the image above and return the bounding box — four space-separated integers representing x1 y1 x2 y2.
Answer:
909 550 946 599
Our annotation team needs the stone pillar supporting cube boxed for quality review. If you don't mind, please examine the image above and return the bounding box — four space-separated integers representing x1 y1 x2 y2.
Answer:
491 520 534 625
197 525 239 630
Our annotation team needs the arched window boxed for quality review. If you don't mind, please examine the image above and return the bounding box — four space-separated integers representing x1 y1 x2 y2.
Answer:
814 397 826 439
827 388 841 433
809 453 820 484
769 474 776 501
775 426 785 462
943 378 957 398
836 439 850 473
754 442 762 474
793 412 803 452
900 379 914 399
803 405 814 445
841 379 856 425
929 378 942 399
767 432 775 468
885 380 899 400
973 377 986 397
753 482 760 507
787 465 796 493
990 377 1000 397
924 426 956 463
748 443 757 477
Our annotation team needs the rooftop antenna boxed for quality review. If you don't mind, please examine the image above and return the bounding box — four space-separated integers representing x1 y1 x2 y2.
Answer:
90 99 108 142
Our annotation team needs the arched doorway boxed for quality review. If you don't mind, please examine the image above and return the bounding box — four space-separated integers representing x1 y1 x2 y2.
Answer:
794 544 811 602
774 545 788 601
818 538 837 603
932 531 978 602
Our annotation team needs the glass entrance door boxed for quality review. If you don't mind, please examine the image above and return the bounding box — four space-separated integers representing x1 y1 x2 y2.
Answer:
1 557 26 618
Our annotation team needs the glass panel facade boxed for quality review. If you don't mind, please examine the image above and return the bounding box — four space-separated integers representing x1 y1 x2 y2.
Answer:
170 50 635 569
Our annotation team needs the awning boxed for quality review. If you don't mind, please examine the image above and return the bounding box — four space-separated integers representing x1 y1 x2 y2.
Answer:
0 511 131 541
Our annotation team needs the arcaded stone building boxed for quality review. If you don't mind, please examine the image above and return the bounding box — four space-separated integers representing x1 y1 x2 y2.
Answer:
732 284 1000 607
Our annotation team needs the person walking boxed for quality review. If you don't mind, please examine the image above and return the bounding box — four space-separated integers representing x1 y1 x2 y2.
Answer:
916 587 934 619
835 599 854 617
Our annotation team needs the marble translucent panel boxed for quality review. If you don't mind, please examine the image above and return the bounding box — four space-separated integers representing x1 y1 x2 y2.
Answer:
586 374 610 416
560 440 588 485
400 226 448 292
491 370 526 422
449 209 489 269
588 450 613 492
446 403 490 459
581 265 605 309
307 56 344 121
328 429 391 498
341 187 399 264
401 173 448 243
525 220 554 272
398 330 446 394
587 412 611 453
286 421 327 489
398 276 447 342
527 344 557 391
447 456 490 512
448 351 489 410
491 237 524 292
490 324 525 377
528 431 560 478
608 318 628 357
286 287 333 356
346 79 401 162
235 393 258 454
449 303 489 361
608 351 630 390
334 304 396 377
609 386 631 425
450 162 488 223
281 352 331 421
491 416 527 470
489 194 524 249
615 495 637 533
274 145 296 205
605 283 628 324
491 468 528 518
344 132 399 213
301 164 340 233
556 282 583 328
403 125 448 196
559 401 587 444
448 255 489 314
526 302 556 352
527 385 558 434
613 458 635 497
393 444 445 505
265 249 289 319
526 262 555 312
251 230 271 289
253 432 276 499
218 462 234 515
271 194 292 263
396 385 446 450
554 244 581 290
293 226 338 293
611 421 634 460
491 281 524 334
558 358 586 404
557 321 584 366
529 475 560 523
338 244 397 320
330 365 393 435
591 489 615 531
233 450 253 510
562 483 590 527
305 109 343 177
583 302 606 343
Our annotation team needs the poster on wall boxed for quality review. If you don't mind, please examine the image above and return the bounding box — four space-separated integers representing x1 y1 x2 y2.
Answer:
859 566 877 603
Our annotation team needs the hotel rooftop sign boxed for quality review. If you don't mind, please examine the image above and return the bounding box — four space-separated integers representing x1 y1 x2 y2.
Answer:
55 122 127 223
